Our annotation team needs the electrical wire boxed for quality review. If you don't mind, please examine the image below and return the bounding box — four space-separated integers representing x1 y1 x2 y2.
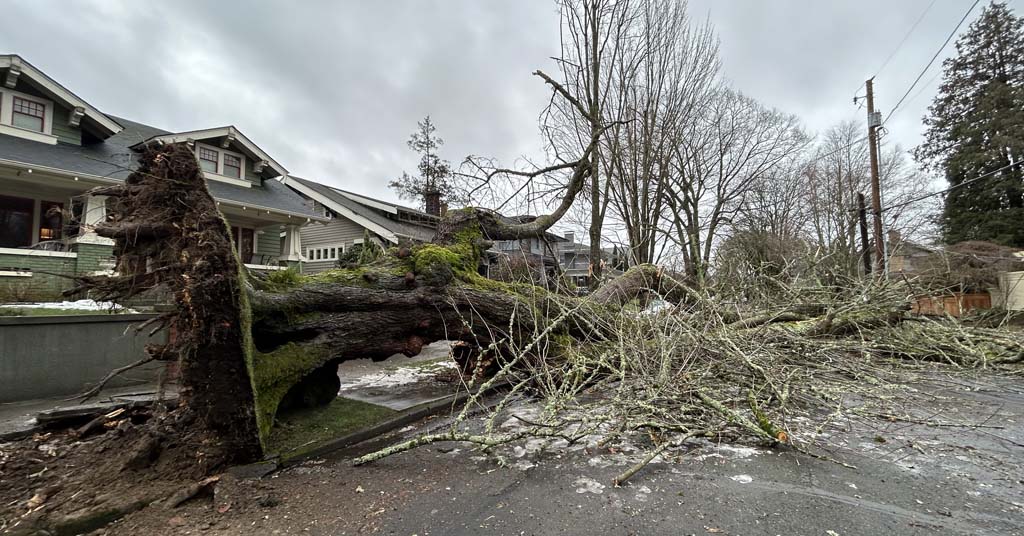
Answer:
875 0 940 79
883 0 982 125
851 0 939 103
879 161 1018 214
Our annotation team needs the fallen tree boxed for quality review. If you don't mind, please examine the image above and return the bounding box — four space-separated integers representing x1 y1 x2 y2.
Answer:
5 141 1022 534
64 127 670 456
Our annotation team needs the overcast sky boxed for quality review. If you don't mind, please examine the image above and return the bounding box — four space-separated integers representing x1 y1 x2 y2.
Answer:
1 0 1005 207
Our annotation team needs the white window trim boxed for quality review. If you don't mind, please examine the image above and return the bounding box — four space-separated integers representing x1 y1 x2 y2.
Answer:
0 88 57 145
0 269 33 277
305 243 346 262
195 142 250 187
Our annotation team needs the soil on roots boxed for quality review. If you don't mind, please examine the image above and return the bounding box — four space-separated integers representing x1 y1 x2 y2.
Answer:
0 408 230 535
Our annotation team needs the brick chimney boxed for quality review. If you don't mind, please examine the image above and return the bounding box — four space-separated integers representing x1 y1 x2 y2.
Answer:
564 231 575 244
424 190 441 217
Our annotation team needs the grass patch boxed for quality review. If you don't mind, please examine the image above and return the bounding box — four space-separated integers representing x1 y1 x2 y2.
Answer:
266 397 397 458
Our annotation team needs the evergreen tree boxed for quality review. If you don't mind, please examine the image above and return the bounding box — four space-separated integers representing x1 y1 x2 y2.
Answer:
916 1 1024 247
389 116 462 212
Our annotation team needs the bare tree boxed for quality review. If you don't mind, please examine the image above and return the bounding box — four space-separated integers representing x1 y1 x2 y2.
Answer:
603 0 720 267
550 0 640 289
803 121 937 277
663 89 809 284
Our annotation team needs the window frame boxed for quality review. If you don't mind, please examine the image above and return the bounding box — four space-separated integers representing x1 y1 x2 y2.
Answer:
222 153 242 179
197 145 220 173
37 200 64 242
305 244 345 262
194 142 247 184
0 88 57 143
11 95 46 133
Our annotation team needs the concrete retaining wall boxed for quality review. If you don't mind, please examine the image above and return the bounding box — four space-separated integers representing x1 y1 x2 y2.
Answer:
0 314 166 402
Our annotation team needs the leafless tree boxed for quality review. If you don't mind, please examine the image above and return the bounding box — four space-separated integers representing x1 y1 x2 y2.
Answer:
603 0 720 266
663 89 809 284
803 120 937 277
547 0 641 289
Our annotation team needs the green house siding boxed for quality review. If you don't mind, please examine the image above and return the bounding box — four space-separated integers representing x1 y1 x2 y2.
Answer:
256 226 282 260
72 242 115 274
51 105 81 146
0 253 77 301
0 242 116 301
245 160 263 186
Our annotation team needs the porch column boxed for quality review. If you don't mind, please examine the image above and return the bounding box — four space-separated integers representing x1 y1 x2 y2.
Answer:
69 195 114 246
280 224 303 265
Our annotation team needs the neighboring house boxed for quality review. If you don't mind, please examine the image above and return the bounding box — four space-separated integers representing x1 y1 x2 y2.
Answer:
487 216 568 284
0 55 324 300
553 231 623 289
886 230 936 275
488 226 622 289
281 176 439 273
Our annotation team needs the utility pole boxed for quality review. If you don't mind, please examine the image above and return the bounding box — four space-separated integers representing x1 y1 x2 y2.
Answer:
865 79 885 274
857 193 872 275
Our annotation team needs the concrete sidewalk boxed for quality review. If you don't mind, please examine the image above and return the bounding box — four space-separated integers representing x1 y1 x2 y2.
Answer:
0 384 177 440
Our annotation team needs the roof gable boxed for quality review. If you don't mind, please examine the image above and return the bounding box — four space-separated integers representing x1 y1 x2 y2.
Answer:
0 55 122 138
131 126 287 178
283 176 437 243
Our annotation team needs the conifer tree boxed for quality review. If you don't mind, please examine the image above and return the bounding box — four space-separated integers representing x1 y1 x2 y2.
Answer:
389 116 462 213
916 2 1024 246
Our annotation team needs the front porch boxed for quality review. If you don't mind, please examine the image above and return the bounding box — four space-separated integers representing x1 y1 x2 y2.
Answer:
0 165 113 300
0 165 306 300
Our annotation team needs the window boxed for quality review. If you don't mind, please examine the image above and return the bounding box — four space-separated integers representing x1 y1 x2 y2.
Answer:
11 96 45 132
0 195 34 248
198 146 219 173
195 143 247 180
306 245 344 262
223 154 242 179
65 198 85 238
38 201 64 241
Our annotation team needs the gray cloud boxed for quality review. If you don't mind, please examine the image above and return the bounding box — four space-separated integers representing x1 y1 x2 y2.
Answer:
0 0 995 202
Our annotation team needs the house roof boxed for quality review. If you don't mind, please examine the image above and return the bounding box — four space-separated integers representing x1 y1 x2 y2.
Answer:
283 175 438 243
0 55 122 138
130 126 288 178
0 115 321 220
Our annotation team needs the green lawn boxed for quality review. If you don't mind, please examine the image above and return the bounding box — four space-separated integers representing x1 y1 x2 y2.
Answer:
266 397 397 458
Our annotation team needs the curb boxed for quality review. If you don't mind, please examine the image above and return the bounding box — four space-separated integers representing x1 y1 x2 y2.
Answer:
277 388 478 466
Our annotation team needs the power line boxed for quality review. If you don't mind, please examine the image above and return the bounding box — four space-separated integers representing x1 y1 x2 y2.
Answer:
875 0 940 79
902 68 944 110
851 0 939 102
883 0 982 125
880 161 1018 214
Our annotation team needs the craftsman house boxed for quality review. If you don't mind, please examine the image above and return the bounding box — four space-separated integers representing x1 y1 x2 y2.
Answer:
0 55 324 300
282 176 439 273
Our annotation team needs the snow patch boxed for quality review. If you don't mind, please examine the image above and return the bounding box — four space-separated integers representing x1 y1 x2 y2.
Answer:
730 474 753 484
0 299 136 312
695 444 763 461
338 361 454 390
574 476 606 494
